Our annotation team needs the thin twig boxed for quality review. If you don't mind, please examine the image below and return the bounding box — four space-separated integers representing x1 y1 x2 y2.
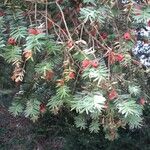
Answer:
34 2 37 24
39 12 69 39
45 0 48 34
55 2 72 40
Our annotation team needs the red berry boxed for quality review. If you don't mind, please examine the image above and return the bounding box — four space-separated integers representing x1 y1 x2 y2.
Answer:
69 72 75 79
148 20 150 27
91 60 99 68
135 13 141 16
44 70 54 81
100 32 108 40
82 59 91 69
39 103 46 113
56 0 63 4
28 28 42 35
67 40 74 48
28 28 37 35
0 11 4 17
139 98 145 106
123 32 131 40
48 20 53 29
90 28 96 36
8 37 16 45
108 89 118 100
115 54 124 62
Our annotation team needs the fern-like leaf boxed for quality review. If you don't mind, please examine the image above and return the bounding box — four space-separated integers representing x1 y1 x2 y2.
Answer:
71 92 106 114
89 120 100 133
10 26 28 41
3 46 22 63
24 99 40 121
9 100 24 116
115 99 143 118
128 85 141 96
82 64 109 84
74 115 87 130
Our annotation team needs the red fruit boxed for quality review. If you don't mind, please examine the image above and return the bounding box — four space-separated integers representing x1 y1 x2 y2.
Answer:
123 32 131 40
139 98 145 105
44 70 54 80
115 54 124 62
56 0 63 4
28 28 37 35
0 11 4 17
69 72 75 79
48 20 53 29
148 20 150 27
82 59 91 69
28 28 42 35
40 103 46 113
67 40 74 48
134 4 142 10
90 28 97 36
108 89 118 100
135 13 141 16
8 37 16 45
91 60 99 68
100 32 108 40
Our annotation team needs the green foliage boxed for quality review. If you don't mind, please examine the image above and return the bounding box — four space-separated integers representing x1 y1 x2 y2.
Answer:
124 114 143 129
82 64 109 84
45 40 62 55
35 61 53 74
80 7 105 24
47 85 71 111
24 99 40 121
25 33 46 52
0 37 5 49
56 85 71 99
114 96 143 129
9 100 24 116
74 115 87 130
71 92 106 114
3 46 22 63
89 120 100 133
0 0 149 142
133 6 150 24
83 0 96 4
47 95 64 111
115 99 142 117
10 26 28 41
128 85 141 96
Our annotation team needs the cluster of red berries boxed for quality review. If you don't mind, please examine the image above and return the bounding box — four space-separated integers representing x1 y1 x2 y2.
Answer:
8 37 16 45
108 51 124 64
28 28 43 35
68 72 76 79
108 89 118 100
7 27 43 45
82 59 99 69
67 59 99 80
